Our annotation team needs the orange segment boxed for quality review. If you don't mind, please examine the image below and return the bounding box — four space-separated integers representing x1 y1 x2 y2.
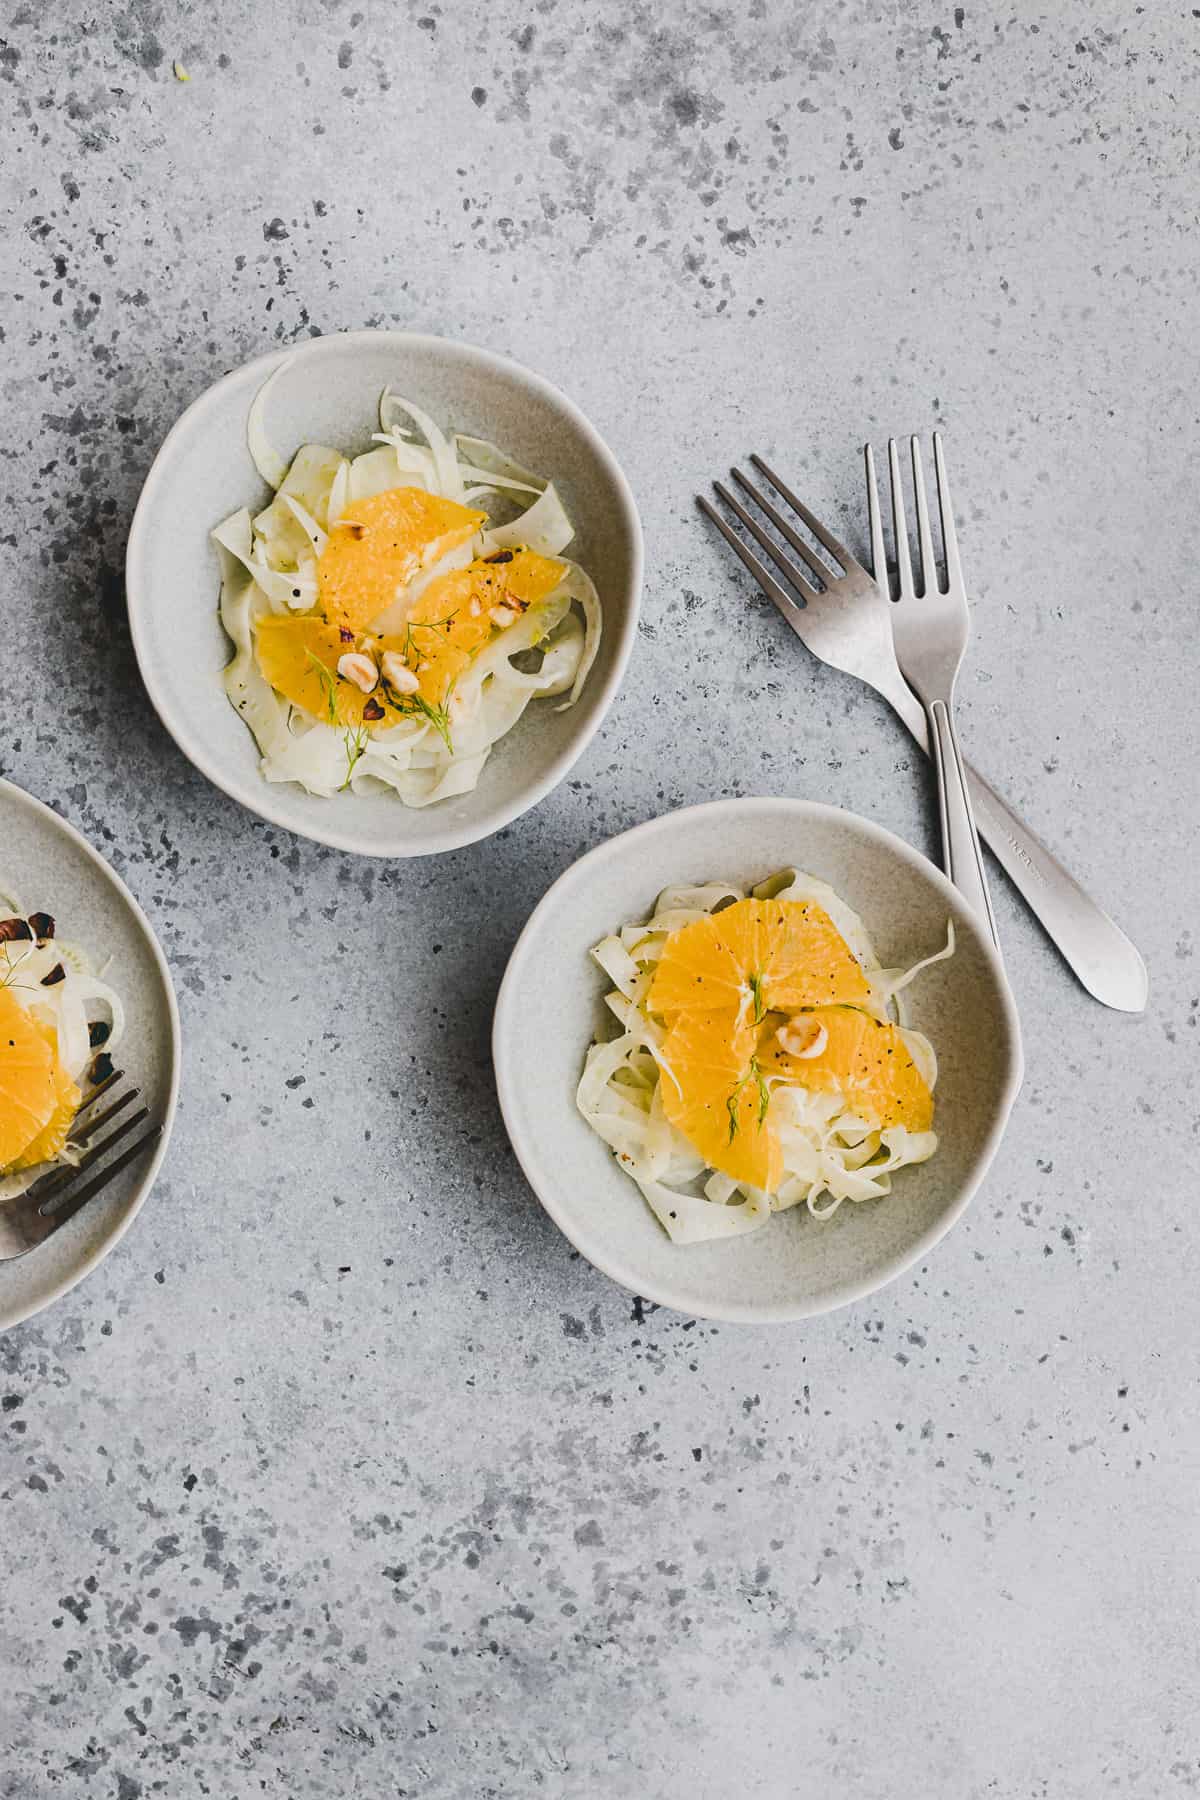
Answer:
493 548 567 606
385 548 568 708
648 897 871 1021
761 1007 933 1132
318 487 486 635
660 1011 782 1192
10 1021 80 1171
254 616 408 731
257 547 568 739
0 987 63 1169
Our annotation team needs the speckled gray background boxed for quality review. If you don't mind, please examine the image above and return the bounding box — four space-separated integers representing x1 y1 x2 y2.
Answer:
2 2 1198 1795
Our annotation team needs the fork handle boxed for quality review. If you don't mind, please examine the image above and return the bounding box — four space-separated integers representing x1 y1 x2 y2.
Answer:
928 699 1000 947
883 677 1148 1010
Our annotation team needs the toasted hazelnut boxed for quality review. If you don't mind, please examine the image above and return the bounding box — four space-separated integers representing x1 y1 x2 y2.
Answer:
337 652 378 693
489 603 518 629
775 1019 829 1060
380 651 419 694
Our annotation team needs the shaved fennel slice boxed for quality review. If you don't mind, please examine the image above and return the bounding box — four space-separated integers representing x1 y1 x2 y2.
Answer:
348 442 431 502
898 1026 937 1091
379 391 464 500
213 510 294 766
591 935 642 999
327 455 351 525
246 360 291 489
655 882 745 916
453 434 544 488
521 615 585 700
252 445 344 573
279 492 328 560
554 563 601 708
365 434 438 492
483 482 574 557
873 921 956 1026
214 509 314 613
636 1178 772 1244
460 471 542 498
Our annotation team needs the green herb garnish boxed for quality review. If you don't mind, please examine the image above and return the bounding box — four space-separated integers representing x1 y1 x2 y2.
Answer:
725 1057 770 1142
408 690 455 755
340 723 370 790
304 650 341 726
401 611 458 660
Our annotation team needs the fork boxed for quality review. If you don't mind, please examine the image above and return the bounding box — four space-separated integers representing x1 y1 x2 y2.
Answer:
0 1067 161 1260
699 455 1149 1010
871 434 998 942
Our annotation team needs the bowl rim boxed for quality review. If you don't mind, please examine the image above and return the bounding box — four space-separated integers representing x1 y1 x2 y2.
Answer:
0 777 183 1330
492 795 1024 1324
125 328 644 858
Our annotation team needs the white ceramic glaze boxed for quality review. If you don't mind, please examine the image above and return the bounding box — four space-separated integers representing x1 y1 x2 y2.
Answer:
493 797 1023 1324
125 330 642 857
0 780 181 1329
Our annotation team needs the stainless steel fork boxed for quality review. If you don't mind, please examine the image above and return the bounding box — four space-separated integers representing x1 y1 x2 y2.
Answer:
871 434 998 942
0 1068 161 1260
700 456 1149 1010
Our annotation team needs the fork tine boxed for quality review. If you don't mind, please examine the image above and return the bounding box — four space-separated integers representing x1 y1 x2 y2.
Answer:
932 432 963 593
699 493 820 607
910 437 938 596
39 1124 162 1232
70 1086 139 1147
728 468 838 586
33 1103 151 1204
711 480 825 601
748 454 854 570
74 1065 123 1111
887 438 916 600
864 443 888 594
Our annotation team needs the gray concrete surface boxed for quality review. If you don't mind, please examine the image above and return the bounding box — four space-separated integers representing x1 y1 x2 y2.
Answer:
2 3 1198 1795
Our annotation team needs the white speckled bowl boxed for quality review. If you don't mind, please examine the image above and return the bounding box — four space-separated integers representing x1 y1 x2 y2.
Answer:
0 779 181 1330
126 330 642 857
494 797 1023 1323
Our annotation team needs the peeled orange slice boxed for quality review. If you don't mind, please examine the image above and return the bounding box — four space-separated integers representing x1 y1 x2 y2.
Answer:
258 548 569 734
10 1020 80 1171
318 487 486 635
254 616 407 731
389 548 568 707
648 897 871 1022
660 1010 782 1192
0 987 67 1170
761 1006 933 1132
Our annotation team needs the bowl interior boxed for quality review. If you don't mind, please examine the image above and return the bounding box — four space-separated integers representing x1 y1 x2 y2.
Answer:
494 798 1022 1322
127 331 640 855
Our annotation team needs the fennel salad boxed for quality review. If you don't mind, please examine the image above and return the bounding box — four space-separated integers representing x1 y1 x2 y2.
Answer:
214 377 602 809
576 870 954 1245
0 893 125 1200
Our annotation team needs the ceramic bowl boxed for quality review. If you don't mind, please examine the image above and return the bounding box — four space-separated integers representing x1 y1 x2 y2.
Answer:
0 779 181 1329
493 797 1023 1323
126 330 642 857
